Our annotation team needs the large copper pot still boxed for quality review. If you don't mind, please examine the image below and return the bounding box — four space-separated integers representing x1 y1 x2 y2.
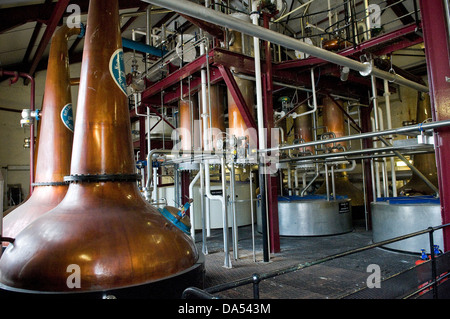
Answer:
0 0 202 295
2 25 79 242
399 93 438 195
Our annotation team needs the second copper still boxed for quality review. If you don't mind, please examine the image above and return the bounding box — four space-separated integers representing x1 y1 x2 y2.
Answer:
316 96 365 208
0 0 203 298
2 25 79 243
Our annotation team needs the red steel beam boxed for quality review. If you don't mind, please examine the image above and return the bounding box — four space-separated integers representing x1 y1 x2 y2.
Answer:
141 51 214 103
218 64 257 131
275 23 422 71
420 0 450 251
263 12 280 254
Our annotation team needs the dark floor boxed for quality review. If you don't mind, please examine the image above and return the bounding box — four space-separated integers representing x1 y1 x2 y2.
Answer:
194 220 421 299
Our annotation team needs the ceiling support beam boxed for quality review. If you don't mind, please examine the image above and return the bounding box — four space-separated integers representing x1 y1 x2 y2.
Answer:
28 0 70 77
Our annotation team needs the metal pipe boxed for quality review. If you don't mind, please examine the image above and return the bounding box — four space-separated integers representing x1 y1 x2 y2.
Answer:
384 79 397 197
230 162 238 260
189 170 201 239
251 3 266 151
200 163 208 255
204 159 231 268
249 169 256 262
142 0 429 93
263 119 450 153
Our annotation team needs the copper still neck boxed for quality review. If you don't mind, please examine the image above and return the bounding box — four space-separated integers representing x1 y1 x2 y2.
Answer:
70 2 134 176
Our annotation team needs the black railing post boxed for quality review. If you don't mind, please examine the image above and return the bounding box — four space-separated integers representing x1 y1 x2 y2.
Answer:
428 227 438 299
252 273 261 299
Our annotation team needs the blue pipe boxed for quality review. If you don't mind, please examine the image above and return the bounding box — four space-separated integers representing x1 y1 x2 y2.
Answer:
121 38 167 57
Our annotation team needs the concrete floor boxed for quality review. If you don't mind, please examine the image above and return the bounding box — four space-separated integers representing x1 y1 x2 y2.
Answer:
195 220 422 299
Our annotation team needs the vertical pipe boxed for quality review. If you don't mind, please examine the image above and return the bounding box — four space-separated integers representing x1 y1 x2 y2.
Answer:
231 162 238 260
384 79 397 197
363 0 372 40
251 3 265 150
200 163 208 255
189 170 201 240
220 157 231 268
251 1 269 262
250 169 256 262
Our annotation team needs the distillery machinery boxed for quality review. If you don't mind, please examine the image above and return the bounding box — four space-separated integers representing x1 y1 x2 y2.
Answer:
2 0 450 298
0 0 204 298
134 0 449 264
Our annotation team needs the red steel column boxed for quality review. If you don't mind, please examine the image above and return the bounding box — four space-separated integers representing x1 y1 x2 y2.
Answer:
263 12 280 254
420 0 450 251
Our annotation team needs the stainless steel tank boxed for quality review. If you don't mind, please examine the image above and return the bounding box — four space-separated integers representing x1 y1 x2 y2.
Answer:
258 195 353 236
371 197 443 253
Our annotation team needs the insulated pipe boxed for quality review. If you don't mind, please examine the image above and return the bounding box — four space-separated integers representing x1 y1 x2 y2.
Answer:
205 158 231 268
121 38 167 57
251 3 265 151
142 0 429 93
189 170 201 239
384 79 397 197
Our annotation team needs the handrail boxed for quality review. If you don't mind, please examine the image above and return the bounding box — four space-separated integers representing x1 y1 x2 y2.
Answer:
183 223 450 299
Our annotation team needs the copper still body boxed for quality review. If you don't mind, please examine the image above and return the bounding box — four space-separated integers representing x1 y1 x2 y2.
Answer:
227 31 255 140
200 84 225 150
179 96 199 151
2 25 79 242
399 93 439 195
294 104 314 154
316 96 364 207
0 0 202 296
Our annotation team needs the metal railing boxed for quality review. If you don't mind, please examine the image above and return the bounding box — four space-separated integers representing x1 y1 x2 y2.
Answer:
182 222 450 299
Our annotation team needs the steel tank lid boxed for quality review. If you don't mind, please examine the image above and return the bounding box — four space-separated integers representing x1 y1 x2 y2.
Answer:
277 194 349 202
375 196 440 205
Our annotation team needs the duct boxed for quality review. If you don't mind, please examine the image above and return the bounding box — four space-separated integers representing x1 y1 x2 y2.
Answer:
0 0 203 296
2 25 80 244
142 0 429 93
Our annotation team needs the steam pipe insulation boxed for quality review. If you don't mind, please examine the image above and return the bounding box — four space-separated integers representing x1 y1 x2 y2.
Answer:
121 38 167 57
141 0 429 93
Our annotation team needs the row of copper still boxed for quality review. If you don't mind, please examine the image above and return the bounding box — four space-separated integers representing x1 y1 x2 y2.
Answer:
0 0 203 297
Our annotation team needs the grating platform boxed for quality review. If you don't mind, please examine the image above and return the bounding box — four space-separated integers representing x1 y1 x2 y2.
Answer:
194 221 423 299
